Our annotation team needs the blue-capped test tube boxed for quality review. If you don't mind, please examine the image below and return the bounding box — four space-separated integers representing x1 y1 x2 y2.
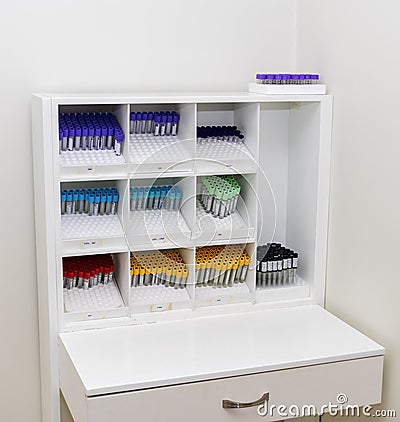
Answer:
167 188 175 211
154 187 161 209
111 191 119 214
99 191 107 215
78 190 85 214
94 193 100 216
130 187 138 211
88 194 95 216
137 187 144 211
171 113 179 136
174 188 182 211
58 130 63 154
160 186 167 208
71 190 77 214
66 191 73 214
148 188 155 209
61 191 66 214
105 190 113 215
154 113 161 136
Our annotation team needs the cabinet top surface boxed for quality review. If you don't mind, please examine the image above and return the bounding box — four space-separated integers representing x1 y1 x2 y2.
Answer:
34 91 331 104
59 305 383 396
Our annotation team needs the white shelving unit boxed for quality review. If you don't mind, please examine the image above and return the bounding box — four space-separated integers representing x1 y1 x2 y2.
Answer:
32 92 384 422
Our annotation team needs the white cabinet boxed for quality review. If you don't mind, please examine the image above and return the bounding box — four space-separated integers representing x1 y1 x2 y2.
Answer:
32 92 384 422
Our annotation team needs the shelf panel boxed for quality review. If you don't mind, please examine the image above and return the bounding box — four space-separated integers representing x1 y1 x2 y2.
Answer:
126 210 192 250
129 135 193 174
59 150 127 180
195 199 255 244
195 282 251 307
255 277 310 302
131 285 192 313
61 214 127 255
195 141 257 174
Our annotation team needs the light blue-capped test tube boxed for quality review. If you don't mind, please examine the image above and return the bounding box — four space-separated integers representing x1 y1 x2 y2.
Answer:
160 187 167 209
100 191 107 215
111 192 119 215
130 187 138 211
61 191 67 214
72 190 79 214
174 188 182 211
94 193 101 216
137 187 144 210
154 187 161 209
78 190 85 214
106 190 113 215
148 188 155 209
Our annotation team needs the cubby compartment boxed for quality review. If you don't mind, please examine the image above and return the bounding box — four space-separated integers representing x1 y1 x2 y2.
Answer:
57 104 128 181
60 180 128 255
196 103 258 174
129 103 195 175
130 248 194 313
194 243 255 307
125 176 195 250
256 101 326 303
195 173 257 244
62 252 129 323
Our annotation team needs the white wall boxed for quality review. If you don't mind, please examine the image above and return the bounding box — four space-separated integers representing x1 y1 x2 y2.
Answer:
0 1 296 421
296 0 400 417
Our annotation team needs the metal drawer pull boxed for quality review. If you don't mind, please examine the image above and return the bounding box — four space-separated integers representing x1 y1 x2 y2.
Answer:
222 392 270 409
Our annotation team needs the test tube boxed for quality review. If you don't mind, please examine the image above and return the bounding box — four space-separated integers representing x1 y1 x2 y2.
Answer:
61 191 66 215
99 191 107 215
130 187 138 211
166 113 172 136
174 188 182 211
171 113 179 136
67 127 75 151
111 191 119 214
154 113 161 136
114 130 124 156
106 190 113 215
141 112 147 134
154 187 161 209
94 193 100 216
135 112 142 134
106 126 114 150
87 127 94 150
88 193 95 216
146 112 154 133
66 192 73 214
160 113 167 136
130 112 136 134
78 190 85 214
240 255 250 281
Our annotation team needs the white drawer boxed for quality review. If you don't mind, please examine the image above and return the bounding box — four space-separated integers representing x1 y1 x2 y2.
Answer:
59 306 384 422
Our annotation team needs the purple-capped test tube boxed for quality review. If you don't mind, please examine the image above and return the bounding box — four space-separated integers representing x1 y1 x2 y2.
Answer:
141 112 147 134
67 127 75 151
171 113 179 136
275 74 283 85
311 74 319 84
94 126 101 150
107 126 114 149
114 130 124 156
154 113 161 136
74 126 82 151
135 112 142 134
59 129 63 154
81 126 88 150
100 126 107 150
88 126 94 150
166 113 172 136
160 113 167 136
146 112 153 133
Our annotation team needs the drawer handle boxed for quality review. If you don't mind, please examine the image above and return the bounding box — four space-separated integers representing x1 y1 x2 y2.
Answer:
222 392 269 409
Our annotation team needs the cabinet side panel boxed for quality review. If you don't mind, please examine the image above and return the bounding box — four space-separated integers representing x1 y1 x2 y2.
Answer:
32 95 60 422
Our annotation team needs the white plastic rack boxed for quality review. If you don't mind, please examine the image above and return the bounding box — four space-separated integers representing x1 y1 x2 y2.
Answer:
32 93 384 422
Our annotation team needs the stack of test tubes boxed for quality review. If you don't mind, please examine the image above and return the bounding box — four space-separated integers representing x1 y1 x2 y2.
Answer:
130 185 182 212
256 243 298 289
63 254 115 290
130 111 179 136
130 250 188 289
58 112 124 155
60 188 119 216
255 73 320 84
196 126 245 144
199 175 241 218
196 245 250 287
